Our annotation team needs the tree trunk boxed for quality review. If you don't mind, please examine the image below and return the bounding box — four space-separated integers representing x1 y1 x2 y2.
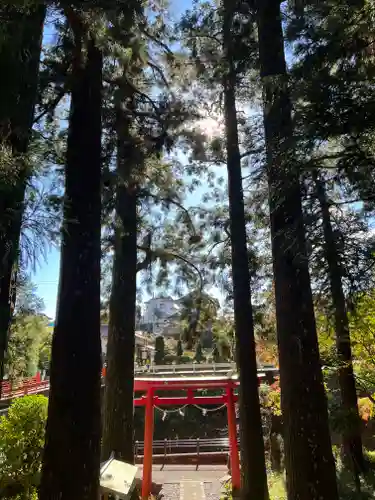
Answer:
313 170 365 474
102 99 137 463
255 1 339 498
39 34 103 500
223 1 269 497
270 414 283 473
0 4 45 394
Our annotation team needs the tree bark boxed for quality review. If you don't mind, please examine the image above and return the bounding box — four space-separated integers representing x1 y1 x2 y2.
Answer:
255 1 339 498
313 170 365 474
0 4 45 394
39 32 103 500
102 97 137 463
223 1 269 497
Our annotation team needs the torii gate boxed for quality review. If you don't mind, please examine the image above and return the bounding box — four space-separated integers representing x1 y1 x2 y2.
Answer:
133 374 248 499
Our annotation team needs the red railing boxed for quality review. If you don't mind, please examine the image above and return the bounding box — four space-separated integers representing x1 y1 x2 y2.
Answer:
0 368 108 401
0 373 49 400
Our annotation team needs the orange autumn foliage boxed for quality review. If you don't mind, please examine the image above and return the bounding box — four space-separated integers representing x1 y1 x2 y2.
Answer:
256 339 278 366
358 397 374 423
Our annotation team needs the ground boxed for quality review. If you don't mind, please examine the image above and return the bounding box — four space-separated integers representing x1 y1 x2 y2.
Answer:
136 464 228 499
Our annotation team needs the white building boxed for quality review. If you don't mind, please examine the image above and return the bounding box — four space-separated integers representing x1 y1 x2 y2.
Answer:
142 296 182 336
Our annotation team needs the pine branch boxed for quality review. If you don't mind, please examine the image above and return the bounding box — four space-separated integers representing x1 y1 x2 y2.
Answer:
240 147 263 159
33 88 67 124
137 244 203 289
138 189 197 236
138 25 174 57
148 60 170 89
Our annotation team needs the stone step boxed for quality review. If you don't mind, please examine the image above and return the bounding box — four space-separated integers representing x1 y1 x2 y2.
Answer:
180 481 206 500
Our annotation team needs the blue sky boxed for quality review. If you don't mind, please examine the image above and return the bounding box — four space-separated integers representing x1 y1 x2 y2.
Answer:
31 0 195 318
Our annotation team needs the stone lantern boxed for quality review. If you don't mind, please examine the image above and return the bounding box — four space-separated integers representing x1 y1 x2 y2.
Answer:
99 454 138 499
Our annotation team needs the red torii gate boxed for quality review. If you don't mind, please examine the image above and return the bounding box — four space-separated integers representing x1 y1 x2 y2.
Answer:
133 374 248 499
2 370 269 498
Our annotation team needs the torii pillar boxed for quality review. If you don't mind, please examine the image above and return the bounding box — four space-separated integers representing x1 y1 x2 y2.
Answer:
142 387 154 499
226 384 240 492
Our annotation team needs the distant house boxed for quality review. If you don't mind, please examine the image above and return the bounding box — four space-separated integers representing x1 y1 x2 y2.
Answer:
100 325 154 362
140 293 218 340
141 296 182 337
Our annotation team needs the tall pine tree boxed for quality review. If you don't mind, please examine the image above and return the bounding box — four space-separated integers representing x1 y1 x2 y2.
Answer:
222 0 268 496
0 1 45 395
253 0 339 497
39 8 103 499
312 169 364 475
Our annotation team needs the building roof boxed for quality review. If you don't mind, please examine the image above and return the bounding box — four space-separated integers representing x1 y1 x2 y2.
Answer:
100 326 155 349
101 325 148 339
144 296 174 304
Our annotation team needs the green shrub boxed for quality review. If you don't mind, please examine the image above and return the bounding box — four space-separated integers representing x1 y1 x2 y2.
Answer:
212 344 221 363
180 355 192 364
163 354 192 364
163 354 177 364
176 339 183 358
268 473 286 499
0 395 48 498
220 474 286 499
154 336 165 365
194 341 204 363
365 448 375 467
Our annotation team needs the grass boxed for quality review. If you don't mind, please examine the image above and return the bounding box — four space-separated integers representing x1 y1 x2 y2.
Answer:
221 473 286 499
265 468 375 500
221 464 375 500
335 454 375 499
266 457 375 500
